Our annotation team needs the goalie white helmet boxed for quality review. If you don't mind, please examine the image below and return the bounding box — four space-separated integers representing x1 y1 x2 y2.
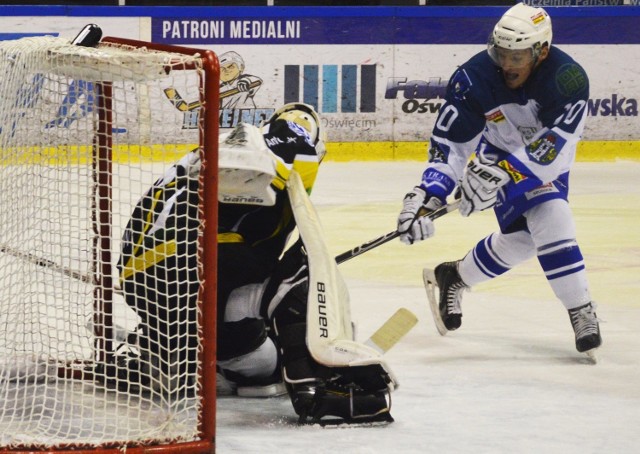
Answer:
266 103 327 161
488 3 552 63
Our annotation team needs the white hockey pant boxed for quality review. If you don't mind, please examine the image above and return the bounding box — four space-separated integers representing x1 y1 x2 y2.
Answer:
218 282 278 380
459 199 591 310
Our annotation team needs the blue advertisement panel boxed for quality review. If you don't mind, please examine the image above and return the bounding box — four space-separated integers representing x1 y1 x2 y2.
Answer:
150 7 640 45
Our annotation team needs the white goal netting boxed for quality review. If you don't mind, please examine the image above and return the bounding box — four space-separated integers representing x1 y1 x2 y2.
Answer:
0 36 217 450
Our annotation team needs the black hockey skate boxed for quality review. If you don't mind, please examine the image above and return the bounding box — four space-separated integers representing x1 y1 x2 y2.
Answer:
568 302 602 355
93 325 197 397
287 371 393 426
93 351 153 394
424 261 468 335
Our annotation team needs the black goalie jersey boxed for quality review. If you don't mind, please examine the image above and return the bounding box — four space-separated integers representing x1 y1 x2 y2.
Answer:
117 118 321 361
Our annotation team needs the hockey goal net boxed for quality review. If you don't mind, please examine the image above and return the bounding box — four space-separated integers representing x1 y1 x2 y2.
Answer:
0 35 218 452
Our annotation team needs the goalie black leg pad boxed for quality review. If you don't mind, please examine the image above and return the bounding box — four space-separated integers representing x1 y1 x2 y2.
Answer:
273 318 394 425
268 236 394 426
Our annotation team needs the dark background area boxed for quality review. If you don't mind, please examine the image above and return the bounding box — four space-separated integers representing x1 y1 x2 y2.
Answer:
0 0 518 6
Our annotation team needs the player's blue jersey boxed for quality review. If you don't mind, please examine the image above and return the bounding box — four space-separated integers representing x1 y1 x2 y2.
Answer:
422 46 589 223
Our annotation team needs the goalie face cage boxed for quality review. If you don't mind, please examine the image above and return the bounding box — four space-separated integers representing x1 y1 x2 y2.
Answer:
0 36 219 452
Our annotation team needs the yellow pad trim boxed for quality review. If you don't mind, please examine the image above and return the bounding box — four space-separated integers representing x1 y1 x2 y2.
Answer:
218 232 244 243
120 240 177 280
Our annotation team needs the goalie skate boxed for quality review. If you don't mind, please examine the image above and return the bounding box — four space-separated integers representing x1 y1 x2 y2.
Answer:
288 366 394 427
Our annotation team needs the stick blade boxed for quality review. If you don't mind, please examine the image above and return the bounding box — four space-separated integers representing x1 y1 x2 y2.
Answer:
365 308 418 354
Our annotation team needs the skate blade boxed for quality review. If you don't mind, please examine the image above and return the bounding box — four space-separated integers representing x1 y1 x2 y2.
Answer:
423 268 448 336
584 349 598 364
300 412 394 427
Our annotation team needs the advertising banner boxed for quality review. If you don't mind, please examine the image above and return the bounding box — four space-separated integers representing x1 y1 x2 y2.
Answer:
149 7 639 147
0 6 638 159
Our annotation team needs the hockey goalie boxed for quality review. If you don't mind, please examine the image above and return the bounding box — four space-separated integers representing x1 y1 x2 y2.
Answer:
112 103 397 425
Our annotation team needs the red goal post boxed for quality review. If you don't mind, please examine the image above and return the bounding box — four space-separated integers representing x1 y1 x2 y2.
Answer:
0 35 219 453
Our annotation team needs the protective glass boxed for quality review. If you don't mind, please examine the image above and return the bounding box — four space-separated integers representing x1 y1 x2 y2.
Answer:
488 46 536 70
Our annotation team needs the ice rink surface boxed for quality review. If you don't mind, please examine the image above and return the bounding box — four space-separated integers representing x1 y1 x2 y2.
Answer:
217 161 640 454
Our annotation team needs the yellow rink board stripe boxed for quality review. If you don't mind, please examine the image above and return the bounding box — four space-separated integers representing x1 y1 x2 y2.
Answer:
323 141 640 162
1 141 638 164
0 144 195 165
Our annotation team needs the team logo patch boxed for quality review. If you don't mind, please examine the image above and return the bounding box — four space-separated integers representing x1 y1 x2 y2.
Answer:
485 110 505 123
517 126 538 141
428 141 450 163
525 182 558 200
450 69 472 101
556 64 588 97
526 132 565 165
497 160 527 184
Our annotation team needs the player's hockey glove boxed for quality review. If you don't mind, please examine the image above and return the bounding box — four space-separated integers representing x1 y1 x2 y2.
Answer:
397 186 442 245
459 154 510 217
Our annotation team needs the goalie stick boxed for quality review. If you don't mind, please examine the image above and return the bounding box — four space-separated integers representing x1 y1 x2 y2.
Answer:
329 199 459 352
365 307 418 354
0 243 93 284
335 199 461 265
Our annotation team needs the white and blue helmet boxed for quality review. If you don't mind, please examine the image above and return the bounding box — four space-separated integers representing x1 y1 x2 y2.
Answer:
488 3 553 63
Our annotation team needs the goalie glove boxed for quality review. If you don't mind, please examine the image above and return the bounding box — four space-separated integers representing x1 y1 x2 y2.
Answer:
397 186 443 245
459 154 510 217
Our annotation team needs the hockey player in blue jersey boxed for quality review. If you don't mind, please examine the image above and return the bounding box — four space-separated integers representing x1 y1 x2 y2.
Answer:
397 3 601 357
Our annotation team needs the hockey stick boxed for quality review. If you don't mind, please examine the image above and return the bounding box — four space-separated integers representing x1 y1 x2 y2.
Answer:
0 244 94 284
332 199 459 353
220 80 263 99
335 199 461 265
0 27 104 288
